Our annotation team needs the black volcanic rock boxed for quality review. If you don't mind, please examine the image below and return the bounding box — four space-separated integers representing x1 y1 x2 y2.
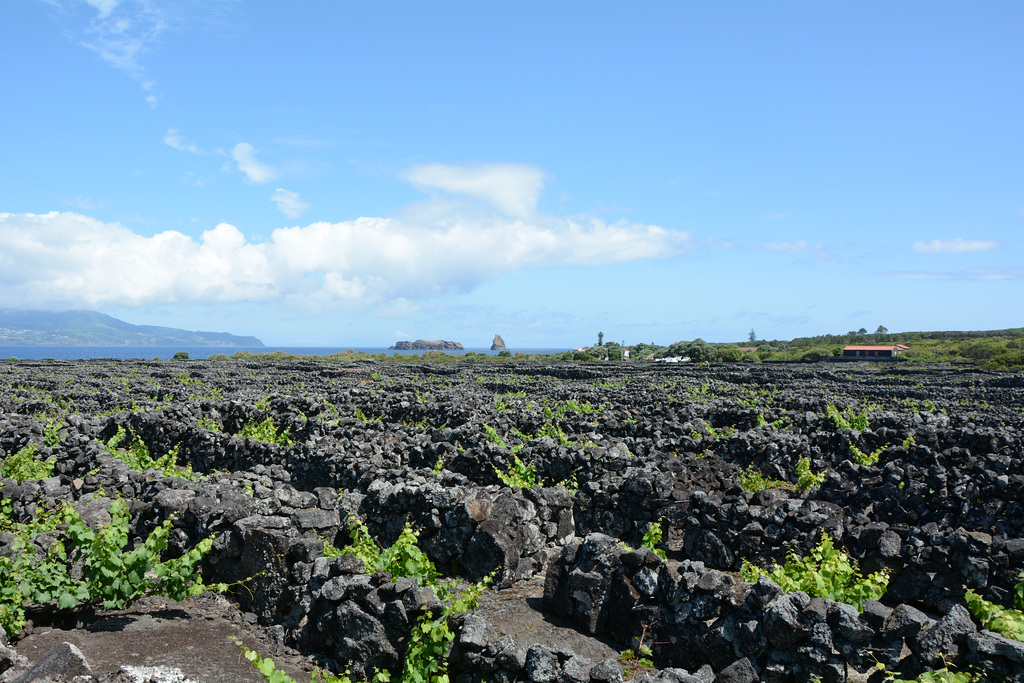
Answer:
1 360 1023 681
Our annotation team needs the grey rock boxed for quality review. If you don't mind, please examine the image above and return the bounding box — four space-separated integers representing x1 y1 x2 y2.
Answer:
457 614 496 652
715 657 759 683
154 488 196 514
561 655 594 683
462 518 523 588
911 604 977 667
525 644 559 683
588 658 624 683
860 600 893 629
968 629 1024 663
0 642 28 676
292 507 340 530
883 603 932 639
12 642 91 683
764 592 811 649
828 601 874 646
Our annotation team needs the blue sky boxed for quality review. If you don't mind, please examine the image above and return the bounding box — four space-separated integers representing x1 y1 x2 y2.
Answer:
1 1 1021 348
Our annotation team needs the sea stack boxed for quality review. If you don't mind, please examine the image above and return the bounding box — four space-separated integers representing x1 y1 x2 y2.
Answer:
490 334 507 351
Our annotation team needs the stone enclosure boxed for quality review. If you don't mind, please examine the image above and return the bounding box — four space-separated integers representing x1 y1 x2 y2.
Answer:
1 358 1023 682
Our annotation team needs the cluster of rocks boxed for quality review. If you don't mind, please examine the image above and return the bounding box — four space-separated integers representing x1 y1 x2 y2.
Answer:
0 359 1022 681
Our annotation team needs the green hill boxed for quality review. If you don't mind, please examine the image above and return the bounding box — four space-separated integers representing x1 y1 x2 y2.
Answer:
0 310 264 347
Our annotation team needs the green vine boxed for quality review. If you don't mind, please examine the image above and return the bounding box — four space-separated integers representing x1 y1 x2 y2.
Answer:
741 533 888 611
0 497 213 636
0 444 55 483
105 427 196 480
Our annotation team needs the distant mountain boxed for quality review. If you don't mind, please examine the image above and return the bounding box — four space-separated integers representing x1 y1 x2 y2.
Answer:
0 310 264 347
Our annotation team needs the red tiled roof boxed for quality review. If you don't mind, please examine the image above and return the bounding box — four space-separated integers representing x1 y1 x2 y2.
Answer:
843 345 909 351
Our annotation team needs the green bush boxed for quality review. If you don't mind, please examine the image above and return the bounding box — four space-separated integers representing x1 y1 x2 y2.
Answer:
105 427 195 480
342 519 438 587
739 465 787 492
237 417 294 446
741 534 888 611
0 444 55 483
641 519 667 559
493 455 537 489
826 404 869 431
965 587 1024 643
0 498 213 636
795 457 825 490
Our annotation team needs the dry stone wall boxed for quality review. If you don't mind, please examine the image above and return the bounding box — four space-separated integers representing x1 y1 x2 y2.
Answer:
1 359 1023 681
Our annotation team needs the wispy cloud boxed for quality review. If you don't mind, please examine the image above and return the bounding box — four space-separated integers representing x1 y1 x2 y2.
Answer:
51 1 236 106
232 143 280 184
61 196 103 210
883 268 1021 281
62 0 170 105
911 238 999 254
271 188 310 219
404 163 546 217
0 167 690 311
164 128 203 154
762 240 808 253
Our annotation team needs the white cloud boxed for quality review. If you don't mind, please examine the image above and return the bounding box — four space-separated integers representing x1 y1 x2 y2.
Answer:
0 212 274 306
271 189 310 219
404 163 546 216
232 143 279 184
164 128 203 154
911 238 999 254
762 240 808 253
0 205 689 311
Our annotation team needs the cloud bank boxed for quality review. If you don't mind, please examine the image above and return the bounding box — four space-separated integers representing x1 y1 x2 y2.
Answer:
0 164 689 312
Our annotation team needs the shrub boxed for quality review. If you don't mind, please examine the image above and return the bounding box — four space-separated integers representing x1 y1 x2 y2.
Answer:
741 534 888 611
0 498 213 636
795 457 825 490
826 404 870 431
237 417 294 446
641 519 667 559
0 444 55 483
739 465 786 492
965 587 1024 643
849 441 885 466
105 427 195 480
493 455 537 489
342 519 438 587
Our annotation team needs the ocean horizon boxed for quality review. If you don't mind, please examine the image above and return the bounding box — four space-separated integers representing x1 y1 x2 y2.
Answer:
0 345 570 361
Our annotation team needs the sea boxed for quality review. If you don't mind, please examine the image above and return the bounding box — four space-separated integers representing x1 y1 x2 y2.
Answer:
0 346 569 361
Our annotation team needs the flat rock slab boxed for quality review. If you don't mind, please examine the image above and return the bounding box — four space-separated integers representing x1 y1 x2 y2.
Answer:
13 597 315 683
475 574 620 664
